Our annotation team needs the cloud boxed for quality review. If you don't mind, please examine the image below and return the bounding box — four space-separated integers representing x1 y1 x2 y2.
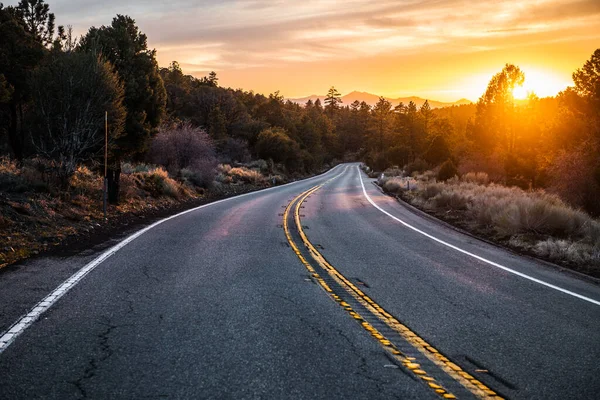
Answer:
10 0 598 79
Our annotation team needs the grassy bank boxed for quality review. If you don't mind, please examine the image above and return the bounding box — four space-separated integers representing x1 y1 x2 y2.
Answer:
377 169 600 278
0 158 291 268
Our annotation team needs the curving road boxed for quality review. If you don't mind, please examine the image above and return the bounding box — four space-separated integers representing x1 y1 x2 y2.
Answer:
0 163 599 399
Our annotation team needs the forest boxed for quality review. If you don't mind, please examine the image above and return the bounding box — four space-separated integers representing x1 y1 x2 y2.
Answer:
1 0 599 220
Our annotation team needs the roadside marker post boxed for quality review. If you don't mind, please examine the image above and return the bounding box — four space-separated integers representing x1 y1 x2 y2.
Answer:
103 111 108 220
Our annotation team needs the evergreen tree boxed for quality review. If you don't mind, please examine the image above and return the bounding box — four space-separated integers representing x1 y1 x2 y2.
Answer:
0 4 45 160
29 51 126 183
0 74 12 103
16 0 62 47
419 100 434 137
208 105 227 143
371 97 392 151
314 98 323 113
324 86 342 116
79 15 166 203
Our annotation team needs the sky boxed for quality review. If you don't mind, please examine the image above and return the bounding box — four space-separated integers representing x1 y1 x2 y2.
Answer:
24 0 600 101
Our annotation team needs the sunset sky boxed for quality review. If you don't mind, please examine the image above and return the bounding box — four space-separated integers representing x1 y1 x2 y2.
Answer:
41 0 600 101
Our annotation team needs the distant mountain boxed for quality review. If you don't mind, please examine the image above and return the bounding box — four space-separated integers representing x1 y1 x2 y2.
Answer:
288 90 472 109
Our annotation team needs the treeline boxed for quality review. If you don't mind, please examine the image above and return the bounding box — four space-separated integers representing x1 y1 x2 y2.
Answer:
359 58 600 217
0 1 348 204
1 1 599 216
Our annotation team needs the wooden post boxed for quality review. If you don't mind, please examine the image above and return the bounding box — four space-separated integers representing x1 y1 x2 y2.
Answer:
103 111 108 220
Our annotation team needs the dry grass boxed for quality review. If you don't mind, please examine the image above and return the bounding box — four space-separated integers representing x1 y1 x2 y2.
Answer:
379 169 600 272
462 172 490 185
216 164 269 186
533 238 600 265
129 166 193 199
229 167 265 184
0 155 290 269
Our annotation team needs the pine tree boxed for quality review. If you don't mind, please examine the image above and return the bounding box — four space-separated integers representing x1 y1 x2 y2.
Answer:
79 15 166 203
420 100 434 137
324 86 342 115
372 97 393 151
0 4 45 160
208 105 227 143
16 0 62 46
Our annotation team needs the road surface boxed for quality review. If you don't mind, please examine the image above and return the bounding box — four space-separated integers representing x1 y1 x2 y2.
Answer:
0 163 599 399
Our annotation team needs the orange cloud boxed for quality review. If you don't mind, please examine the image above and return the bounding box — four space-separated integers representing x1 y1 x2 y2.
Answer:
44 0 600 101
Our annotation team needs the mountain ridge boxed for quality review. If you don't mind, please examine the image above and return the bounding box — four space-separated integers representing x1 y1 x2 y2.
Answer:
288 90 473 108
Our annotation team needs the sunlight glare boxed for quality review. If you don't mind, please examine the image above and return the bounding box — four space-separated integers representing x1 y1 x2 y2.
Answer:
512 85 528 99
514 67 571 99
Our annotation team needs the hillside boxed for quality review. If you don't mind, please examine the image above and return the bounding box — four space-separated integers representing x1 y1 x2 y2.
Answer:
288 90 473 108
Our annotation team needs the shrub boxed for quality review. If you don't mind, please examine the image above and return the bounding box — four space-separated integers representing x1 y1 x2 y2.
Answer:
119 173 143 201
0 157 53 193
220 138 251 164
255 127 299 169
547 148 600 216
383 167 403 177
0 157 27 192
136 167 186 199
462 172 489 185
70 166 102 197
150 123 218 182
246 159 269 173
418 183 445 200
533 239 598 264
218 164 232 174
401 169 600 267
382 177 404 194
228 167 266 185
432 191 469 210
269 175 285 185
405 158 429 176
437 159 458 181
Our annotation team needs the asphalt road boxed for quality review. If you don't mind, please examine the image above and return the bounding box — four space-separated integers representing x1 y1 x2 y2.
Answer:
0 163 599 399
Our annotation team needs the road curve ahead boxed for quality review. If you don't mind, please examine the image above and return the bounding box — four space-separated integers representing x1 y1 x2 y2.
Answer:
1 163 599 399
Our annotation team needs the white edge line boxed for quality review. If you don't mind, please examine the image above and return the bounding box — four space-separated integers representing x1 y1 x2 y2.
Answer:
357 165 600 307
0 164 345 354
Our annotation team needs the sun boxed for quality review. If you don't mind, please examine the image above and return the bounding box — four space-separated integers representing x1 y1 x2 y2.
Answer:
512 85 529 100
511 67 571 100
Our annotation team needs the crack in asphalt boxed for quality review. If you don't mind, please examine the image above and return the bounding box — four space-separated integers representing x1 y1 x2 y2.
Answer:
141 264 160 283
69 290 137 399
70 320 117 399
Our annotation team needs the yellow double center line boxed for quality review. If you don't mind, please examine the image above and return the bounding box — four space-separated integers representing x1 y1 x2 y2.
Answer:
283 177 503 399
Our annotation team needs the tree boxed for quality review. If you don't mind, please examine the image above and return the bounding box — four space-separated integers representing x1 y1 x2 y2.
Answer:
0 74 13 103
255 126 302 170
16 0 62 47
0 4 45 160
420 100 434 137
29 51 125 184
371 97 392 151
548 49 600 214
208 105 227 143
202 71 218 87
471 64 524 155
79 15 167 203
314 98 323 113
573 49 600 103
324 86 342 116
422 135 451 166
